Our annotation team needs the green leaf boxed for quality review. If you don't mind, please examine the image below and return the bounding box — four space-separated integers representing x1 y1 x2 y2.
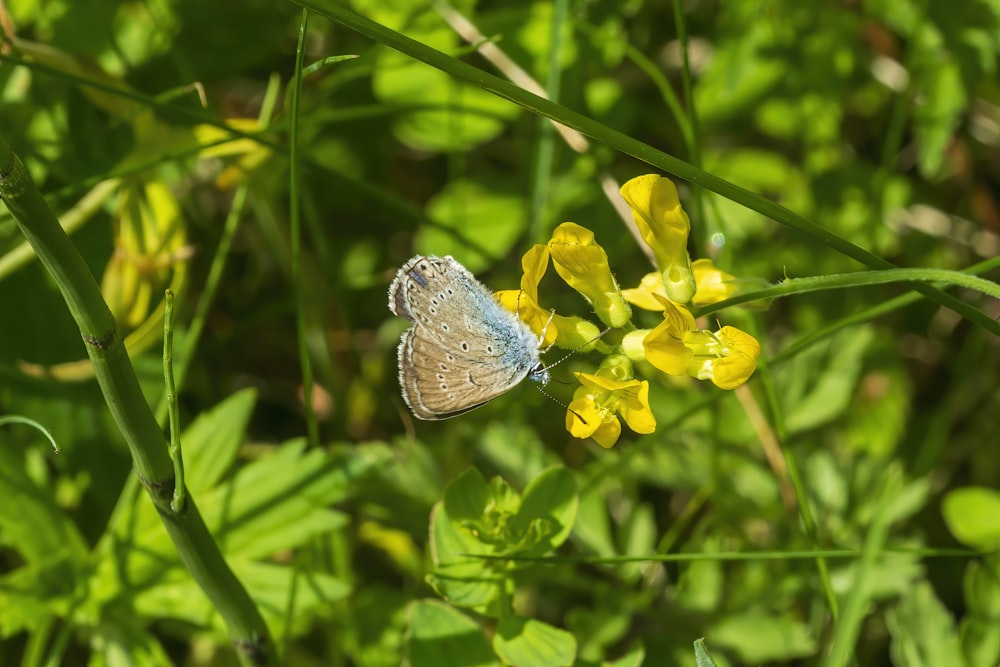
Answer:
443 467 492 523
693 638 718 667
0 446 89 636
571 485 616 556
134 561 350 634
430 500 481 567
887 581 963 667
200 440 355 558
181 387 257 493
92 437 377 629
510 466 578 556
676 557 724 613
407 599 498 667
913 56 966 178
942 487 1000 549
89 604 175 667
694 20 785 124
604 641 645 667
960 555 1000 666
0 447 88 565
711 613 816 662
616 502 656 584
493 616 577 667
367 10 518 154
425 561 507 613
782 327 874 434
418 180 527 274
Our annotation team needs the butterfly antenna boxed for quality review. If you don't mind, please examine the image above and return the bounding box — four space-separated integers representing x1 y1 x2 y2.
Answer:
534 384 587 424
542 326 612 372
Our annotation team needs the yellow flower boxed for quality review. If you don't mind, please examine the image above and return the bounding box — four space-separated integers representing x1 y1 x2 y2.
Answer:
692 259 738 306
547 223 631 328
496 244 585 348
638 295 760 388
620 175 696 304
685 326 761 389
621 272 668 311
566 357 655 448
641 297 698 376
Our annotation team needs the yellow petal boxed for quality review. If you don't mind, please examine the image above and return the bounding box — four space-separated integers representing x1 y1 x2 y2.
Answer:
617 381 656 434
643 315 694 376
519 244 550 300
621 272 668 311
567 397 602 439
495 289 558 346
591 417 622 448
692 258 738 306
710 327 761 389
619 175 696 303
548 223 631 328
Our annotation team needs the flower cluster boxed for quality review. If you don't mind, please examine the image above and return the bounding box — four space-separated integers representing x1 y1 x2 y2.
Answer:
500 174 761 447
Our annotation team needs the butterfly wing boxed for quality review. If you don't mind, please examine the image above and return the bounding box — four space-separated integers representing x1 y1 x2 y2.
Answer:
397 327 531 419
390 255 542 420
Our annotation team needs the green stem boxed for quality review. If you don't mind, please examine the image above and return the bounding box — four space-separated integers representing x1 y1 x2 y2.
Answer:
290 9 321 449
163 289 186 512
0 137 277 666
693 268 1000 317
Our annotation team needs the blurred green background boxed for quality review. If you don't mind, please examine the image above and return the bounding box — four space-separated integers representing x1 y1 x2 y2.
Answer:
2 0 1000 665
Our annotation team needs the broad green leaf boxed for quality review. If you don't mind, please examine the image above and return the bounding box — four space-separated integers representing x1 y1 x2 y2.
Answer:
843 364 910 458
942 487 1000 549
566 607 631 663
493 616 576 667
430 500 482 567
477 422 561 488
887 581 963 667
571 485 616 557
418 180 527 274
0 447 88 565
370 17 518 153
92 437 376 623
510 466 577 556
425 561 507 613
0 447 89 635
407 599 498 667
134 560 350 635
442 467 492 523
963 555 1000 621
676 557 724 613
617 502 655 585
782 326 874 434
711 613 816 662
181 387 257 493
959 617 1000 667
88 604 174 667
605 641 645 667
